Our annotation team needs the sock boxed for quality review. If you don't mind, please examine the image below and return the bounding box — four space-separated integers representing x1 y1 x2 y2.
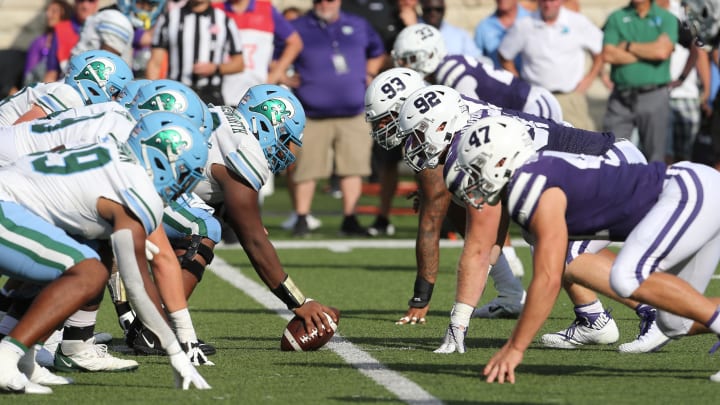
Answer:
488 253 525 298
169 308 198 343
0 337 26 372
706 307 720 335
450 302 474 328
575 300 604 314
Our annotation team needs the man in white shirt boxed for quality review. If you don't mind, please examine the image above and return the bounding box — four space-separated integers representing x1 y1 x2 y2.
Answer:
498 0 603 130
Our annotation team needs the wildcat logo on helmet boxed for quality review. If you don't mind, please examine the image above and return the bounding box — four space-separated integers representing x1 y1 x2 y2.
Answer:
141 127 193 161
74 58 116 87
248 98 295 126
139 90 188 113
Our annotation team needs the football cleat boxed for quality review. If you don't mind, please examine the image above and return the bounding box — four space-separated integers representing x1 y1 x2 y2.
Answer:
54 339 139 372
19 346 73 385
618 307 671 353
541 309 619 349
126 321 165 356
472 295 524 319
0 368 52 394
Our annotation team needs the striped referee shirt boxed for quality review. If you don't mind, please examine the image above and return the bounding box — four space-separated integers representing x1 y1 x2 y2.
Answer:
152 3 243 89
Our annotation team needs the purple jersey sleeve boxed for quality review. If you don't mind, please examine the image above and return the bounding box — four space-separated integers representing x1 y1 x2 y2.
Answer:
437 55 531 111
507 153 666 241
463 98 616 156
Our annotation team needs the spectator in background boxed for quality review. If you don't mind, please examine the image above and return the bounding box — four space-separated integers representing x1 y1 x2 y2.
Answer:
658 0 711 163
498 0 603 130
285 0 385 237
602 0 677 163
398 0 420 27
44 0 100 82
474 0 530 68
24 0 73 86
340 0 407 236
147 0 245 105
421 0 481 58
214 0 303 105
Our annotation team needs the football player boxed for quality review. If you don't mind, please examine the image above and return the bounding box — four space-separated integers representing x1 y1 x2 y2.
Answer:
392 23 563 123
682 0 720 49
0 81 215 366
0 112 210 393
127 84 339 348
0 50 133 126
448 115 720 384
396 85 668 354
365 68 526 326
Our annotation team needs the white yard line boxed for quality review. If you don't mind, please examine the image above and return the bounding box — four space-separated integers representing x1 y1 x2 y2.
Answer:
210 256 443 405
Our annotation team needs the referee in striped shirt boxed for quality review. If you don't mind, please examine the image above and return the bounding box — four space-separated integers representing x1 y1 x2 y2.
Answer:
146 0 244 105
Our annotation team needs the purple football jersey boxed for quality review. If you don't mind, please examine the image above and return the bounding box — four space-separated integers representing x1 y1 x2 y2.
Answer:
462 97 615 156
506 152 666 241
436 55 531 111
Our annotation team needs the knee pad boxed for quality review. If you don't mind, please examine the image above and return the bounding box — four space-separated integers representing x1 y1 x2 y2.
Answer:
174 235 215 283
656 310 692 338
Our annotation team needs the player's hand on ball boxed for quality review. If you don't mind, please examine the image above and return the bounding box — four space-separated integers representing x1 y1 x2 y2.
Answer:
434 322 467 354
169 349 211 390
293 299 339 336
396 306 428 325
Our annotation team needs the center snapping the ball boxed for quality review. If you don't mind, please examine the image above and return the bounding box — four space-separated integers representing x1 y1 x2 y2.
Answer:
280 307 340 351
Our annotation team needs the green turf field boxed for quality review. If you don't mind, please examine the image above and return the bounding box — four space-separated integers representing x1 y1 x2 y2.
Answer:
10 179 720 403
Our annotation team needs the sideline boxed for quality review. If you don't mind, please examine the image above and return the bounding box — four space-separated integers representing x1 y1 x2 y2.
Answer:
210 256 443 405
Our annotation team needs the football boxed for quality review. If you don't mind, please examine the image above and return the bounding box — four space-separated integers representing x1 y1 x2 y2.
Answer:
280 307 340 351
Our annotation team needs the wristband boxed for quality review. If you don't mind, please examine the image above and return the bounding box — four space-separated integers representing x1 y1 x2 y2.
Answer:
408 277 434 308
625 42 631 52
214 64 221 76
271 275 307 309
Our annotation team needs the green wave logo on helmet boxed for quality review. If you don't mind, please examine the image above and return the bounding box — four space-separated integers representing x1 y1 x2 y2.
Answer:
141 127 192 160
74 58 116 87
249 98 295 126
139 90 188 113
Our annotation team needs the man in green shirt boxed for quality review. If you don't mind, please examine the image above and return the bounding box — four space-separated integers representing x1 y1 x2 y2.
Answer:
602 0 677 163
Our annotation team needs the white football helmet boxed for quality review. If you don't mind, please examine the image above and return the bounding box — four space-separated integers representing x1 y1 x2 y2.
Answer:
446 115 534 209
392 23 447 76
683 0 720 48
399 85 468 172
365 67 427 150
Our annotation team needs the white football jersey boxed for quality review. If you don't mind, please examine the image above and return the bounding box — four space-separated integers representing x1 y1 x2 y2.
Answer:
193 105 271 204
0 82 84 126
0 105 136 166
0 143 163 239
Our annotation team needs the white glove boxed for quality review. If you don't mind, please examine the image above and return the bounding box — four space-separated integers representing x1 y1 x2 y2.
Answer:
145 240 160 261
434 322 468 354
169 350 212 390
182 341 215 366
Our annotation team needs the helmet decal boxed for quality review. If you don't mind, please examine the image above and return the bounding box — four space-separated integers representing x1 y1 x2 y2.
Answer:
74 58 116 88
139 90 188 113
248 98 295 126
141 127 192 161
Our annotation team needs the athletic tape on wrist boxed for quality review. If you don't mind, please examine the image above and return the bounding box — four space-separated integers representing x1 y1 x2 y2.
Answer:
271 275 306 309
408 277 434 308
